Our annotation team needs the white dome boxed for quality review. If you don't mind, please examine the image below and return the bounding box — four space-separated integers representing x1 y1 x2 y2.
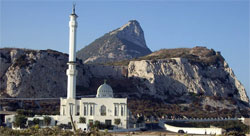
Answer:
96 81 113 98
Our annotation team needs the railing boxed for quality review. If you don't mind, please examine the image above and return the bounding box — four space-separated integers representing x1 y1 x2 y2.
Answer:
161 117 242 122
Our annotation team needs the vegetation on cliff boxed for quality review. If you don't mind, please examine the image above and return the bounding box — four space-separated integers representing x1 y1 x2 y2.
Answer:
104 46 225 66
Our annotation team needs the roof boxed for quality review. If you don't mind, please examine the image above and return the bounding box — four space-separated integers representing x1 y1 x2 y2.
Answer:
96 81 114 98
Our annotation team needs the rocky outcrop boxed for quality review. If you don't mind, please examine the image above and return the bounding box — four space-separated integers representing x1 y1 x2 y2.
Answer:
110 20 147 49
0 48 91 98
76 20 152 64
128 58 249 103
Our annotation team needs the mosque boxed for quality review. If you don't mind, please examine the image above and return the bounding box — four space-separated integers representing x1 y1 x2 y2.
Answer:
55 5 129 129
59 80 128 129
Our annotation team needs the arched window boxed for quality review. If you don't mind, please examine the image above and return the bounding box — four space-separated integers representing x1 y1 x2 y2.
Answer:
100 105 106 116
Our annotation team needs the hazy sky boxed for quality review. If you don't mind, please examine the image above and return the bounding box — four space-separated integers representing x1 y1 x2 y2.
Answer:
1 0 249 97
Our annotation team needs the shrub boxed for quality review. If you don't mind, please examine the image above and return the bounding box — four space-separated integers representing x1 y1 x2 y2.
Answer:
79 117 86 123
43 116 51 126
94 120 101 128
13 115 27 128
33 118 40 125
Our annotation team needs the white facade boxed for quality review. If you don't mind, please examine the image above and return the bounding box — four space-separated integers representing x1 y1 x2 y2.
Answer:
59 82 129 129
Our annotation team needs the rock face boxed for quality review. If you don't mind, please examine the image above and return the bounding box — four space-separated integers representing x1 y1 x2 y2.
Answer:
127 47 249 103
0 47 249 104
0 48 91 98
128 59 249 103
76 20 152 64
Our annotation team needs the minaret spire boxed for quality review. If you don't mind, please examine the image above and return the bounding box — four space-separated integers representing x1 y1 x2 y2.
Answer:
67 4 78 99
72 4 76 14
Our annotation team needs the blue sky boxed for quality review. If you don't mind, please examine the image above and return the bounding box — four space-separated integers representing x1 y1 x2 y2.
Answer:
1 0 249 97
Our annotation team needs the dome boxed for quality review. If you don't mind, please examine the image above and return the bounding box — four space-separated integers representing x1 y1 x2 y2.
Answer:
96 80 113 98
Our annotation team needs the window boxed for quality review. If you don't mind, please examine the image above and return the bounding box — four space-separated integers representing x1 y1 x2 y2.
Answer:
115 106 118 116
62 105 66 115
121 106 124 116
77 105 80 115
90 106 93 116
100 105 106 116
105 120 112 126
69 103 74 115
84 105 87 116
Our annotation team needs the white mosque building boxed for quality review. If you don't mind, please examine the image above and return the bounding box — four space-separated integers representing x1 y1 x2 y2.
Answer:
59 80 129 129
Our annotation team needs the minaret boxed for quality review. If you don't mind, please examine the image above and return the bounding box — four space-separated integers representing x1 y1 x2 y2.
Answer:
66 4 78 99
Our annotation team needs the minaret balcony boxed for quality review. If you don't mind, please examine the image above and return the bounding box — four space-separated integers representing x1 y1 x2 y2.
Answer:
67 69 78 76
69 22 78 27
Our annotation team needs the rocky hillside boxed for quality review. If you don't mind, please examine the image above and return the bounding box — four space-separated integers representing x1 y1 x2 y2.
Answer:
76 20 152 64
0 47 249 103
0 48 91 98
128 55 248 103
0 47 249 117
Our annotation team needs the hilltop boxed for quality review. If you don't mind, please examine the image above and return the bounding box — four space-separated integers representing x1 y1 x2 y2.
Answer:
76 20 152 64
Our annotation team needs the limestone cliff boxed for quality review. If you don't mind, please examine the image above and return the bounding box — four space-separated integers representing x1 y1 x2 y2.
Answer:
127 47 249 103
0 48 91 98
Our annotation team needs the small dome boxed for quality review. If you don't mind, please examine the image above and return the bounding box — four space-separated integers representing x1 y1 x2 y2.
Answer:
96 80 113 98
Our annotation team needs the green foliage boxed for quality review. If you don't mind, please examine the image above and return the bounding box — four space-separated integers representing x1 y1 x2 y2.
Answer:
33 118 40 125
0 126 81 136
16 109 35 117
30 124 40 130
58 123 72 129
104 129 108 134
13 114 27 128
43 116 51 126
105 46 225 66
136 47 224 66
79 117 86 123
94 120 100 128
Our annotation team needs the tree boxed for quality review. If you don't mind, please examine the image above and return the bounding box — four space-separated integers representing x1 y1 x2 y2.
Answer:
33 118 40 125
79 117 86 123
114 118 121 128
16 109 34 117
13 114 27 128
43 116 51 126
136 116 144 124
94 120 100 128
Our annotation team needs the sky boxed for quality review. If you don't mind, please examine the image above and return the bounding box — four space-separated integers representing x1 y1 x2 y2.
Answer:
1 0 249 97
